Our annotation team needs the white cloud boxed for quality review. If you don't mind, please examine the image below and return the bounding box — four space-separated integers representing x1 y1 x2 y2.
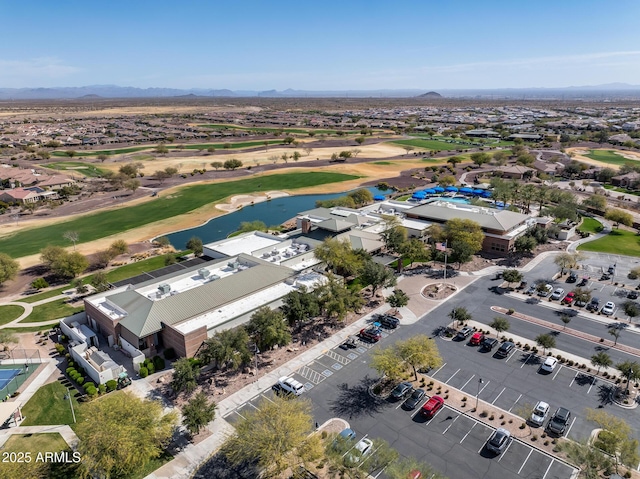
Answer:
0 57 81 85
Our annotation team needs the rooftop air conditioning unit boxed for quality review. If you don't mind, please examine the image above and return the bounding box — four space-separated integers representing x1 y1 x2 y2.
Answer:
198 268 210 278
158 283 171 295
228 261 239 269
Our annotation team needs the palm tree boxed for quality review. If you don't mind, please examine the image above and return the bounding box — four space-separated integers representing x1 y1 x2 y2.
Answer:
591 352 613 374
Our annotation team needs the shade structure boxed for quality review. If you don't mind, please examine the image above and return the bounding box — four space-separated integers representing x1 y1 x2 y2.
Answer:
459 187 473 194
433 186 445 193
482 190 492 197
412 192 426 199
373 195 385 201
424 188 436 194
472 189 484 195
445 186 458 192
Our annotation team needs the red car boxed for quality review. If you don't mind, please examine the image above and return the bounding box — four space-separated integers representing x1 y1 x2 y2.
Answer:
359 327 382 342
421 395 444 418
562 292 575 304
469 332 485 345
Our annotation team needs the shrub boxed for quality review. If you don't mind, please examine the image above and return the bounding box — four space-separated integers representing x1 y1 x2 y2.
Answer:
164 348 176 360
153 356 166 371
523 344 531 351
519 423 526 429
106 380 117 392
321 431 327 439
98 384 106 395
146 363 155 374
507 308 515 315
85 385 97 396
77 377 85 385
139 367 148 378
66 367 75 374
55 344 66 354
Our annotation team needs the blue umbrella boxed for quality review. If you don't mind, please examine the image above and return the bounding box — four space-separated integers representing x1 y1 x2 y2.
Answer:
373 195 385 201
412 192 426 199
445 186 458 192
459 187 473 194
424 188 436 194
433 186 445 193
473 189 484 195
482 191 492 197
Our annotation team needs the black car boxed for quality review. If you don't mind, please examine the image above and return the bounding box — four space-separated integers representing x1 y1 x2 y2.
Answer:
495 341 515 358
391 382 413 400
402 388 426 410
578 277 589 287
547 407 571 435
628 291 639 300
567 272 577 283
481 337 499 351
587 297 600 312
600 273 611 281
378 314 400 329
455 327 474 341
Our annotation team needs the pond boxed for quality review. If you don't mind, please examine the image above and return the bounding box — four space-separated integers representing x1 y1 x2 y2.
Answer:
166 187 390 248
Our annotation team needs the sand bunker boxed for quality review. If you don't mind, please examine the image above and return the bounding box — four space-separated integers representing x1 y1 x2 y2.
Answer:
215 190 288 212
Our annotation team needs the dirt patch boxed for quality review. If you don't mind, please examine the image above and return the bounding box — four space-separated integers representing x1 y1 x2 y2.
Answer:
421 283 457 300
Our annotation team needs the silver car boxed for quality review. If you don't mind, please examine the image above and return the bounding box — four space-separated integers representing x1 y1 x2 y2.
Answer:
530 401 550 427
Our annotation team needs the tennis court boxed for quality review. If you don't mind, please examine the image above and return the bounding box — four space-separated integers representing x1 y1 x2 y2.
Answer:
0 369 22 390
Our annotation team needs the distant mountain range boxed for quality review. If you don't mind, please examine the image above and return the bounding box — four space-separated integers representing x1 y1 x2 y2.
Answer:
0 83 639 100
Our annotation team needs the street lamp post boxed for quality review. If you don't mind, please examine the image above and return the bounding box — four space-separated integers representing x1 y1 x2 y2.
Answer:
63 388 76 423
475 378 483 410
626 368 633 396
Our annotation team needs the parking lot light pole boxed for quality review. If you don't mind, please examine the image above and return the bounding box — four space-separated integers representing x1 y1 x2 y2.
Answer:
63 388 76 423
475 378 483 410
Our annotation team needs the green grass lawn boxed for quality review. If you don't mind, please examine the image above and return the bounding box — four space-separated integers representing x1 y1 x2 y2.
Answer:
373 161 393 165
4 325 55 333
43 161 108 177
391 139 466 151
0 305 24 324
104 252 185 283
2 433 69 453
21 382 84 426
20 298 83 323
583 149 636 167
21 286 69 304
579 217 603 233
51 140 284 157
0 172 358 259
578 229 640 256
396 195 411 201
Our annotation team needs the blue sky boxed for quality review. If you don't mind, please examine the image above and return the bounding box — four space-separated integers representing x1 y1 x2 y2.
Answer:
2 0 640 90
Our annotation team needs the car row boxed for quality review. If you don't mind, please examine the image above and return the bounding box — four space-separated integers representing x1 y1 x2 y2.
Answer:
528 402 572 435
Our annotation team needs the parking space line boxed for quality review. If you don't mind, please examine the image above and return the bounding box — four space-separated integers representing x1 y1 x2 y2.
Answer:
442 414 459 434
460 374 476 391
491 387 506 405
565 417 577 437
497 438 514 461
521 353 533 368
396 400 405 410
478 380 490 395
588 376 597 394
569 370 579 387
261 394 275 403
477 434 490 454
460 423 476 444
248 402 260 410
445 368 461 384
508 394 522 412
325 349 350 365
427 407 444 424
517 448 534 474
411 402 428 419
505 350 518 363
542 459 554 479
552 365 562 381
234 410 246 420
432 362 447 376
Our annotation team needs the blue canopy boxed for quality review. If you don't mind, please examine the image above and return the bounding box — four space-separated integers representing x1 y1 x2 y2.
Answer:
433 186 445 193
459 187 473 194
482 190 492 197
424 188 436 194
445 186 458 192
412 192 426 198
473 189 484 195
373 195 385 201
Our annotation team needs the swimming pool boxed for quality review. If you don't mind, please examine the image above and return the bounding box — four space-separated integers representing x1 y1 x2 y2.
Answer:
0 369 22 390
432 196 471 205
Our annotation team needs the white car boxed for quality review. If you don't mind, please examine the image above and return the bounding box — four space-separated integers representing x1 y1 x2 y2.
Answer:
344 437 373 467
540 357 558 373
530 401 550 427
274 376 305 396
550 288 565 300
601 301 615 316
